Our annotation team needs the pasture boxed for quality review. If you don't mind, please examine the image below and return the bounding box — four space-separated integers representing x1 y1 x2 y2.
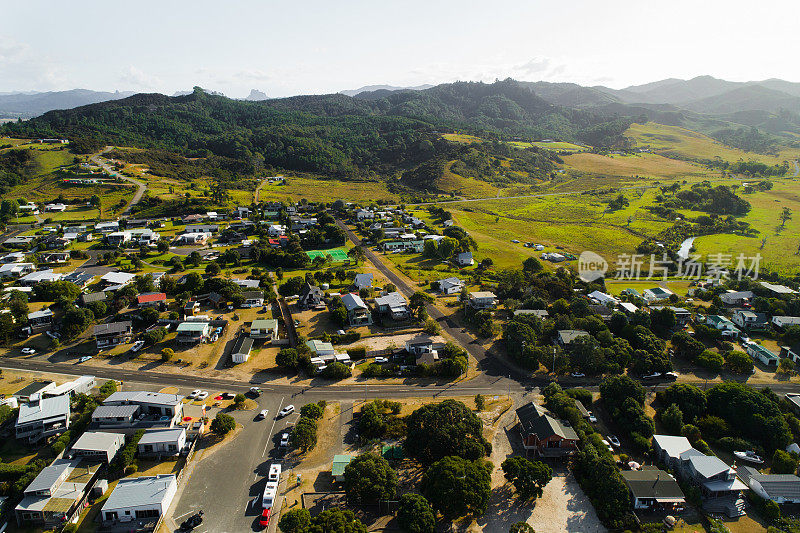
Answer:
560 151 713 178
257 176 398 204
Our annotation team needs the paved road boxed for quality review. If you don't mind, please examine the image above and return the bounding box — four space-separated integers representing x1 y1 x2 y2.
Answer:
90 148 146 215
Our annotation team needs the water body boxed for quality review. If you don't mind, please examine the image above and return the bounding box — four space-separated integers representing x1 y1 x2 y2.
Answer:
678 237 695 260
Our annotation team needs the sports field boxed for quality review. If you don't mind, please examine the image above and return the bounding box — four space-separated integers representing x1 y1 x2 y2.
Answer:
306 248 349 261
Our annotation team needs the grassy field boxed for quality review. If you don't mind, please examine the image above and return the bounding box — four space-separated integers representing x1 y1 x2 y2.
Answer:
561 151 713 178
627 122 800 164
511 140 587 152
257 176 398 204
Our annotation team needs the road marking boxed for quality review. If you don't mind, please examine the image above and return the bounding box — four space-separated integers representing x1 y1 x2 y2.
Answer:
173 510 194 521
264 397 284 458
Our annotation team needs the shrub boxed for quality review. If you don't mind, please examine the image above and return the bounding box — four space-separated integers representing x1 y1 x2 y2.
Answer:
772 449 799 474
276 348 300 369
321 362 352 380
161 348 174 362
300 402 324 419
347 346 367 360
475 394 485 411
233 394 246 407
291 416 318 451
125 464 138 475
211 412 236 435
695 349 724 372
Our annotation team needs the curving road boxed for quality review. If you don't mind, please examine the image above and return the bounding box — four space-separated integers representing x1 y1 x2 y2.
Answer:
90 147 146 215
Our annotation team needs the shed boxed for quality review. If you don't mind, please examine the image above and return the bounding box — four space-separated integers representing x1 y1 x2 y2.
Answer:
331 455 354 482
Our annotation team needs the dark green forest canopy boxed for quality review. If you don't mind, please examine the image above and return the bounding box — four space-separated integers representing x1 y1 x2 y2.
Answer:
3 80 632 188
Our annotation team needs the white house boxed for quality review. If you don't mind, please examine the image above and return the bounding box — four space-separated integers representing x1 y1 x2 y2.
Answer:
467 291 497 310
456 252 474 266
44 203 67 212
231 336 254 363
101 475 177 524
268 224 286 237
438 277 464 295
737 466 800 504
643 287 673 302
0 262 35 278
588 290 620 307
43 376 95 398
137 427 187 456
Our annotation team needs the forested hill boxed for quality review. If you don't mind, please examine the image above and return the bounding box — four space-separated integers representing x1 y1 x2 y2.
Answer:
1 80 631 182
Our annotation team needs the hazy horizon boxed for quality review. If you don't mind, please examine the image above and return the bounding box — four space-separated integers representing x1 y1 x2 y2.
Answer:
2 0 799 99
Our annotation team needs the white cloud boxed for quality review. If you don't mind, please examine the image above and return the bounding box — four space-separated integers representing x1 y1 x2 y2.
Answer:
118 66 162 89
0 37 67 90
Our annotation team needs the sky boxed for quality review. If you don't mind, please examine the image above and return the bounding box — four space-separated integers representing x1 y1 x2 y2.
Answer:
1 0 799 98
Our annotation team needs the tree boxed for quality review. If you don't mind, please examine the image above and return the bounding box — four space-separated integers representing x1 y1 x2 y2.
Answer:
300 402 324 419
397 494 435 533
657 383 706 423
347 246 366 264
778 358 796 376
475 394 485 411
772 449 799 474
161 348 174 362
277 348 301 369
509 523 535 533
405 400 491 464
522 257 542 273
724 350 754 374
660 404 684 435
781 206 793 228
421 456 492 518
321 362 352 379
291 417 318 451
695 349 724 372
501 456 553 500
233 394 246 408
205 261 221 276
210 412 235 435
278 508 312 533
343 453 398 506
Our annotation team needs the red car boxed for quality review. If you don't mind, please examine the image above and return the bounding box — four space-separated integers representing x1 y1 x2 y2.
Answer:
259 509 271 528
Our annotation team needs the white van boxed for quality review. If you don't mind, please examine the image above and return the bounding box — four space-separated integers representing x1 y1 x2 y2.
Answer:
268 463 282 483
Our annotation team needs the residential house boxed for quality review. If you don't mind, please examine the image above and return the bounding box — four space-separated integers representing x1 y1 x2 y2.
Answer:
38 251 70 264
732 310 769 332
341 293 372 327
355 209 374 220
555 329 590 348
137 292 167 309
241 290 264 308
772 316 800 331
3 235 35 248
27 309 54 332
184 224 219 234
16 395 70 443
43 376 95 398
0 251 26 263
0 262 35 278
233 278 260 289
588 290 619 307
175 232 210 245
780 344 800 365
705 315 740 338
69 431 125 464
643 287 674 302
720 290 754 306
14 459 100 527
786 393 800 416
250 319 278 340
375 291 411 320
352 273 373 291
513 309 550 319
137 428 187 457
745 342 780 366
176 322 210 344
80 292 108 306
650 306 691 327
100 271 136 288
622 466 685 512
183 301 199 317
93 321 133 349
306 339 336 357
405 334 445 365
737 466 800 504
456 252 474 266
44 203 67 212
299 282 324 309
101 475 177 525
62 270 95 288
306 339 350 371
19 269 62 286
760 282 798 296
588 304 613 322
382 240 424 253
97 391 184 428
231 335 254 363
95 221 120 233
467 291 497 310
437 277 464 295
13 381 56 402
515 402 579 458
619 302 639 314
267 224 286 236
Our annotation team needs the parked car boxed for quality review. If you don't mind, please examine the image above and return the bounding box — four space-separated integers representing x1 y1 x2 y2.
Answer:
78 355 92 363
257 409 269 420
220 392 235 400
180 510 203 531
130 340 145 353
601 439 614 453
280 432 290 447
588 411 597 423
607 435 621 448
259 509 271 528
278 405 295 418
249 387 262 395
374 357 388 364
188 390 201 399
195 391 209 401
46 330 61 340
663 372 678 381
21 347 36 355
337 329 346 335
641 372 662 380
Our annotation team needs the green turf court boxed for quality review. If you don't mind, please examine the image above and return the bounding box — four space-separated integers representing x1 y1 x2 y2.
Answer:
306 248 349 261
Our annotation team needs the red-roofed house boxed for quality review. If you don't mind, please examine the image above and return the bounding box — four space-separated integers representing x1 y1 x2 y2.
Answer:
137 292 167 309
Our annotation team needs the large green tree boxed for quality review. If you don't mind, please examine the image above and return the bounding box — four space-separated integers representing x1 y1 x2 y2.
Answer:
397 494 436 533
421 456 493 518
343 453 397 506
501 456 553 500
405 400 491 464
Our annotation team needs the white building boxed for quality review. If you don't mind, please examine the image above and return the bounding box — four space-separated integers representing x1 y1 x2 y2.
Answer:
588 290 620 307
69 431 125 464
137 427 187 456
101 475 177 524
438 277 464 295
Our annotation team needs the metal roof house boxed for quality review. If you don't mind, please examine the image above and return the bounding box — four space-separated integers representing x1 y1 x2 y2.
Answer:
738 466 800 504
231 335 254 364
137 427 187 457
16 394 70 443
341 293 372 326
331 455 354 482
69 431 125 464
250 318 278 340
622 466 685 511
515 402 578 458
101 475 178 525
14 459 100 527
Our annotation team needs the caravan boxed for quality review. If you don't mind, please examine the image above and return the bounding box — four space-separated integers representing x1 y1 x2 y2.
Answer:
262 463 282 509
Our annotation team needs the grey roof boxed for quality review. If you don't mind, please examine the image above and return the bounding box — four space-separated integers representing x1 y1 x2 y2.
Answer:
622 467 685 501
81 292 108 303
232 335 253 355
63 271 95 284
27 309 54 320
687 454 732 479
557 330 590 344
342 293 367 311
93 321 132 336
738 466 800 500
353 273 373 289
241 290 264 300
516 402 578 441
104 391 183 406
233 279 260 289
24 459 79 494
514 309 549 318
574 399 590 417
375 291 407 308
17 395 70 425
92 405 139 419
138 427 186 445
71 431 124 452
102 475 177 512
653 435 693 458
